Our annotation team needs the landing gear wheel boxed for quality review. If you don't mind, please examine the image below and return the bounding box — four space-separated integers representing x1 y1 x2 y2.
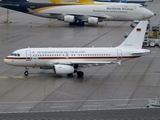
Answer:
77 22 84 26
77 71 84 78
24 71 28 76
69 22 76 26
69 22 85 27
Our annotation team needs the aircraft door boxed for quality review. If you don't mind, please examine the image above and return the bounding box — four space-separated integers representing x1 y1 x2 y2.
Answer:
117 49 122 60
65 52 69 59
26 50 32 61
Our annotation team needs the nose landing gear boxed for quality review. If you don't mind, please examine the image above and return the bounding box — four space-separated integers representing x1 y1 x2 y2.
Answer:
24 67 29 76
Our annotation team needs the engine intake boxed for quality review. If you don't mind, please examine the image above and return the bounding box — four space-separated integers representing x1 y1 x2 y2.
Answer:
88 17 98 24
53 64 74 74
64 15 75 23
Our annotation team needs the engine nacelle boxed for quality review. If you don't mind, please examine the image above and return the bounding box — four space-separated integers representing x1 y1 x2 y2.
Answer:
88 17 98 24
53 64 74 74
64 15 75 23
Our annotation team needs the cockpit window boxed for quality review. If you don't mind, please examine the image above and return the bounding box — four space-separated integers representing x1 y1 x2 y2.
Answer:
10 53 20 56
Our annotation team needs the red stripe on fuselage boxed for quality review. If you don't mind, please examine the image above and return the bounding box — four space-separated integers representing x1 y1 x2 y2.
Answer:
5 56 140 60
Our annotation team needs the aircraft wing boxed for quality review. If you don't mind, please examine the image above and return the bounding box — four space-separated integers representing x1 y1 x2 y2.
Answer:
49 13 113 21
72 14 113 21
130 51 146 55
46 60 121 67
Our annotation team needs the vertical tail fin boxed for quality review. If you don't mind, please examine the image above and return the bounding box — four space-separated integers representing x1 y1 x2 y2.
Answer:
117 21 148 49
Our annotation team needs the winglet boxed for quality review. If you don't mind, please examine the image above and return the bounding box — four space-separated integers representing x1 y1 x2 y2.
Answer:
117 21 148 49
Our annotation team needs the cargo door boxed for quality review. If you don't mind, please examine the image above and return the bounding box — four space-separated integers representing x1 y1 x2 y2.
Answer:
66 52 69 59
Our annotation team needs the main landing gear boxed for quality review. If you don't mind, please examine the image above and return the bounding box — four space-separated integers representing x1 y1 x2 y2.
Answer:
67 71 84 78
69 21 85 26
24 67 29 76
77 71 84 78
73 64 84 78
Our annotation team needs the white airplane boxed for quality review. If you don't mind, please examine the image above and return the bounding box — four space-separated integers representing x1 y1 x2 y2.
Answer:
0 0 154 26
4 21 150 77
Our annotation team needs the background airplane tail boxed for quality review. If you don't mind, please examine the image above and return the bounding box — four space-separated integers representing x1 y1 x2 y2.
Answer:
117 21 148 49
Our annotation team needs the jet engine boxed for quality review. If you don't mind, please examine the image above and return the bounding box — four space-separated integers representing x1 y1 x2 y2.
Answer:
53 64 74 74
64 15 75 23
88 17 98 24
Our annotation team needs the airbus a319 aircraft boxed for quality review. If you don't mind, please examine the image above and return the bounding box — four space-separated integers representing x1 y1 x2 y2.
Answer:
4 21 150 77
0 0 154 26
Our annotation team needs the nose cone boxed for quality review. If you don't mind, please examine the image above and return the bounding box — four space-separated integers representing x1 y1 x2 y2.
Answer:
144 9 154 18
4 58 9 65
4 57 12 65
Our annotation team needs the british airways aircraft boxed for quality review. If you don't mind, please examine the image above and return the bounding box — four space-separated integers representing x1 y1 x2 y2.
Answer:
4 21 150 77
0 0 154 26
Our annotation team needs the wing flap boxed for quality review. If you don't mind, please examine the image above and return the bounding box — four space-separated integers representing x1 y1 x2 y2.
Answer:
46 60 122 68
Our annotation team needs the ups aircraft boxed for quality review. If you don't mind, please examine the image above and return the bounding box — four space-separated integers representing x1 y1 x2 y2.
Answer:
0 0 154 26
4 21 150 77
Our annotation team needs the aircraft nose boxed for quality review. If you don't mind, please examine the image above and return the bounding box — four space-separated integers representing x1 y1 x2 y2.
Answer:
144 9 154 18
4 57 12 65
4 58 9 64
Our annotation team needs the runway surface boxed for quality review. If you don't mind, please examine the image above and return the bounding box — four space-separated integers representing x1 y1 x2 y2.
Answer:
0 0 160 118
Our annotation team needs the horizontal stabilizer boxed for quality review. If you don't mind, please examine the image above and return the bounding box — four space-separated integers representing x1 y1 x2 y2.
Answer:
130 49 150 55
130 51 145 55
